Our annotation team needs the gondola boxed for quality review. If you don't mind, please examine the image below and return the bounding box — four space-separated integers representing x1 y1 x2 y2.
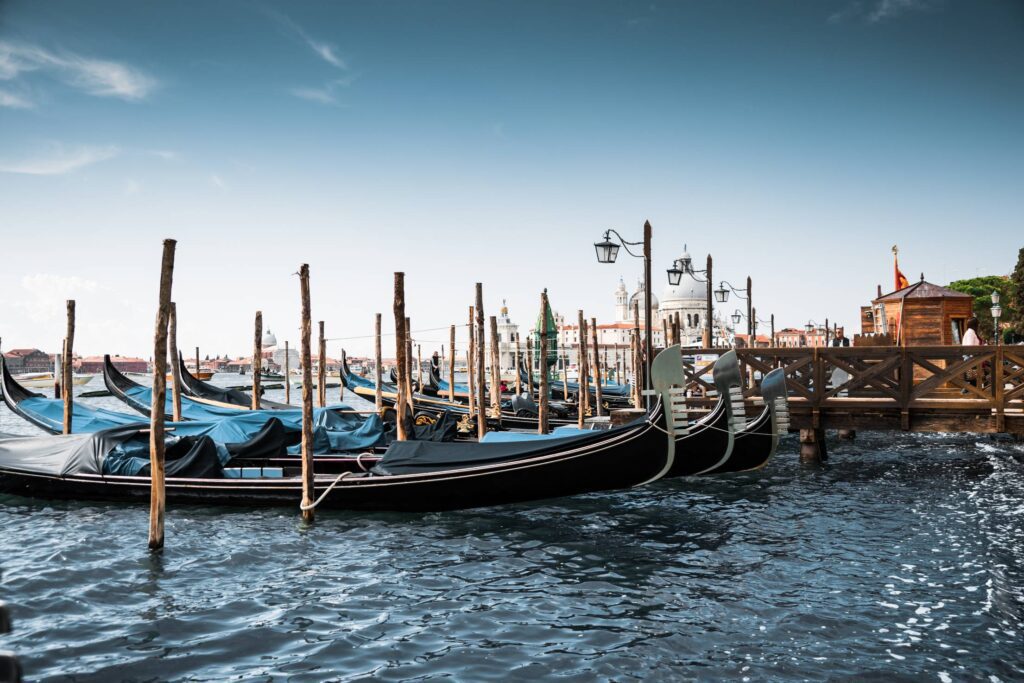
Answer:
702 366 788 474
519 361 633 407
2 355 392 458
176 355 292 410
341 354 578 431
0 347 687 512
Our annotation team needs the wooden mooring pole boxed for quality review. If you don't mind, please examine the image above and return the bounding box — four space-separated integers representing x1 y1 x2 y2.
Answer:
475 284 487 438
149 238 176 551
514 332 522 396
168 302 182 423
538 290 550 434
195 346 200 378
800 428 828 464
62 300 75 434
284 340 291 404
448 324 456 402
467 306 476 421
317 321 326 408
374 314 383 410
591 316 603 417
526 335 535 396
578 311 588 428
252 311 262 410
394 273 408 441
298 264 315 521
489 315 501 424
405 317 414 413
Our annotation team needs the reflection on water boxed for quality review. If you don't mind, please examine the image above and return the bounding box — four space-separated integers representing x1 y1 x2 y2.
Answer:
1 379 1023 680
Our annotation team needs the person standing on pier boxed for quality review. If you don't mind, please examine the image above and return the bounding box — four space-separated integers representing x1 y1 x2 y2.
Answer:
831 327 850 348
961 317 983 393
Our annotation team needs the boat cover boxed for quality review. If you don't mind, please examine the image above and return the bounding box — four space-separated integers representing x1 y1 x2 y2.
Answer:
371 426 626 476
0 426 225 478
479 426 593 443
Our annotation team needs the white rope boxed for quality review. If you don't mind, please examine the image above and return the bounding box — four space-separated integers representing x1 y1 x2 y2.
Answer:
299 471 354 511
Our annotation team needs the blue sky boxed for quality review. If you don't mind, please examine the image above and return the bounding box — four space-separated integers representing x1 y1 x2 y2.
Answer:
1 0 1021 358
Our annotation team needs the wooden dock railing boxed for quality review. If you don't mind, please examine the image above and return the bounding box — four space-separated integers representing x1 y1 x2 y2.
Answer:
679 346 1024 435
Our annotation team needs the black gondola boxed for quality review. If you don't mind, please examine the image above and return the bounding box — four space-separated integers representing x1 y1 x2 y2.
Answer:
0 347 689 512
176 355 292 410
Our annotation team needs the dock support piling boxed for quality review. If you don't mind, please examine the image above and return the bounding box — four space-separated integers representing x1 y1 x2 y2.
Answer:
800 428 828 464
513 332 521 396
298 264 315 522
467 306 476 421
578 310 589 427
149 238 176 551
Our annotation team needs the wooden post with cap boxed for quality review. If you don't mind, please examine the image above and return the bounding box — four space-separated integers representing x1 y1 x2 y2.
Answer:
577 311 589 427
526 334 535 396
149 238 176 550
514 332 522 395
298 264 315 521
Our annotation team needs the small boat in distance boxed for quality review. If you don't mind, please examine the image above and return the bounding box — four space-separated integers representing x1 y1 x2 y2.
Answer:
13 372 94 389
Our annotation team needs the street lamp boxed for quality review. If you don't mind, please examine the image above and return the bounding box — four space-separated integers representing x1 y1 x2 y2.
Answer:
594 235 620 264
716 278 753 339
594 222 653 406
732 310 743 326
667 261 684 286
991 290 1002 345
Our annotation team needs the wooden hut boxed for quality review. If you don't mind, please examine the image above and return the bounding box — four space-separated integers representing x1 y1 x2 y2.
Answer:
868 277 974 346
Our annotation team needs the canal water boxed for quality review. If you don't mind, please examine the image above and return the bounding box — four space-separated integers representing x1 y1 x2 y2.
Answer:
1 376 1022 680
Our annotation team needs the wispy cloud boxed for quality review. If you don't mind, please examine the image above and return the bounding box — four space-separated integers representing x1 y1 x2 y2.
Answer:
0 143 119 175
0 40 156 101
268 11 347 70
0 87 33 109
149 149 180 161
209 174 226 189
291 86 337 105
828 0 937 24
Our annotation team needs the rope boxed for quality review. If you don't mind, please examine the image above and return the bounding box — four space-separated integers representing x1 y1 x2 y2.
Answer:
299 471 353 511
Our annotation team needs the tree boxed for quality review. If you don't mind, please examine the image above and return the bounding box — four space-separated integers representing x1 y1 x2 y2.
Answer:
947 275 1015 342
1011 247 1024 337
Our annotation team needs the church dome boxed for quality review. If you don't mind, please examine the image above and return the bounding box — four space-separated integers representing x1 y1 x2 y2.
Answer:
629 285 658 309
262 329 278 348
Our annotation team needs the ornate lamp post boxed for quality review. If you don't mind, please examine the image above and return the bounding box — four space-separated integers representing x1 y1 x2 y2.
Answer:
991 290 1002 345
595 221 653 406
715 277 753 340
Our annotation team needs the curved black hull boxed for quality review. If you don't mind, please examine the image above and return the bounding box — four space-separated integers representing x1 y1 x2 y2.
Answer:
703 406 775 474
0 402 671 512
665 399 732 478
177 356 292 410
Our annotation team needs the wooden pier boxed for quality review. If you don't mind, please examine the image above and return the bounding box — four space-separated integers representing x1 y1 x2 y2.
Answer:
678 345 1024 442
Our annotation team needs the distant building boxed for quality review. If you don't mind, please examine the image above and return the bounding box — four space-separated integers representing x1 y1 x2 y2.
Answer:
495 301 519 370
3 348 52 373
78 355 148 373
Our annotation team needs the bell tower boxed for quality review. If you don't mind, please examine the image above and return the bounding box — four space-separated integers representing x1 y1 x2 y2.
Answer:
614 278 628 322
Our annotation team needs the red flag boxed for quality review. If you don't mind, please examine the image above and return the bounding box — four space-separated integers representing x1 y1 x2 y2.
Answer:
893 246 909 290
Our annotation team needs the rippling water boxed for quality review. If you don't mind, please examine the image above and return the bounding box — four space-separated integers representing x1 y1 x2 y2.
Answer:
2 377 1023 680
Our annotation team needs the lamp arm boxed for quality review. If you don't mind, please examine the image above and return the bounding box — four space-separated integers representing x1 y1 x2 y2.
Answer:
605 229 645 259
